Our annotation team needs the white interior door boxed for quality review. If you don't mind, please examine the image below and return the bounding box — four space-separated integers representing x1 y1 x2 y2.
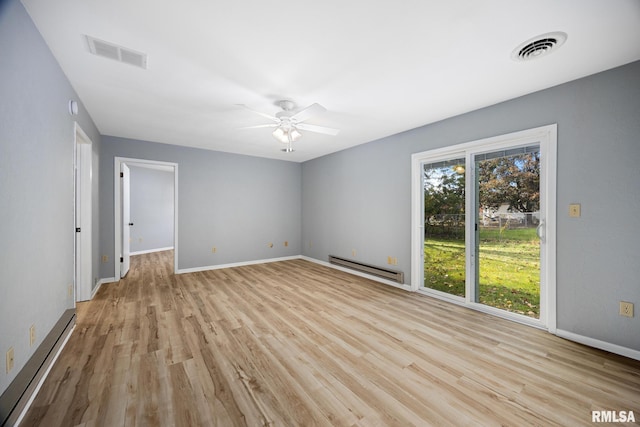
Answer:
121 163 131 278
74 145 81 298
75 124 92 301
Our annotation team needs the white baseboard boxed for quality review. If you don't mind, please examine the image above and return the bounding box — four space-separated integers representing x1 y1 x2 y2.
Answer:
92 277 117 299
177 254 412 293
176 255 302 274
131 246 174 256
300 256 413 292
555 329 640 361
97 277 117 285
91 282 102 299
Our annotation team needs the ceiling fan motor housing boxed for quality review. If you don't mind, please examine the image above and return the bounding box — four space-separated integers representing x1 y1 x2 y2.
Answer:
276 100 296 111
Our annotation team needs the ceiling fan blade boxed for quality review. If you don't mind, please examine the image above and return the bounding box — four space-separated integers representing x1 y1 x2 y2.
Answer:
296 123 340 136
239 124 278 129
290 103 326 123
236 104 279 122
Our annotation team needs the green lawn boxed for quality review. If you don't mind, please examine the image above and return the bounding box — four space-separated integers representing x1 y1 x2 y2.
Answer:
424 227 540 318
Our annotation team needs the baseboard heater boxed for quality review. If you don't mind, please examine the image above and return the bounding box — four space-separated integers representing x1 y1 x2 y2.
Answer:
0 309 75 427
329 255 404 284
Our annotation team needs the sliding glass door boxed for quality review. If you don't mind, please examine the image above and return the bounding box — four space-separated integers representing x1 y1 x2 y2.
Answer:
422 157 466 299
473 146 541 318
412 125 556 329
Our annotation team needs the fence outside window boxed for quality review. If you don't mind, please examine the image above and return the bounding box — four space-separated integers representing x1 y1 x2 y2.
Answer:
425 212 540 239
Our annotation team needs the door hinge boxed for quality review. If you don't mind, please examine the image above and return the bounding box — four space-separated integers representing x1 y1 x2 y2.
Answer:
76 227 81 232
120 172 124 178
120 257 124 263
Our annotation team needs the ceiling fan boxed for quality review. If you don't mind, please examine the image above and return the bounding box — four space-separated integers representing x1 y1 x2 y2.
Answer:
240 100 340 152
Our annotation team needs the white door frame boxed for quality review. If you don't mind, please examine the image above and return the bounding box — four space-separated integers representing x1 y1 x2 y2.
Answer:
411 124 557 332
74 122 93 302
114 157 179 278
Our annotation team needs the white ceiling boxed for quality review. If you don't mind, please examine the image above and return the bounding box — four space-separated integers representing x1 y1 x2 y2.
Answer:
22 0 640 162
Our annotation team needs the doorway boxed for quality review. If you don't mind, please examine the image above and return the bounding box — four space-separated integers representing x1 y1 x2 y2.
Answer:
114 157 178 279
412 125 557 330
74 123 92 301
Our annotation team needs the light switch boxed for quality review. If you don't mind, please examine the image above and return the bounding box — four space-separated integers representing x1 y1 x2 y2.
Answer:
569 203 581 218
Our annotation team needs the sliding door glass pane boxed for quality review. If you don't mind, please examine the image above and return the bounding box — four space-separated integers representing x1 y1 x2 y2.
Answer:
475 146 541 318
423 158 466 297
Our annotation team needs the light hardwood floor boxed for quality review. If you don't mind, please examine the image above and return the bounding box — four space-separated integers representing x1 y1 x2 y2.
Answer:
22 251 640 426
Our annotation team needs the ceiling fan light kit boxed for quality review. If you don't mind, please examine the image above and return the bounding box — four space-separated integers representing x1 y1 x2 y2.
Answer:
272 127 302 144
240 100 340 153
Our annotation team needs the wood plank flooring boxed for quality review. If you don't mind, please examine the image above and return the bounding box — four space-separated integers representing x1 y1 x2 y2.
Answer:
22 250 640 426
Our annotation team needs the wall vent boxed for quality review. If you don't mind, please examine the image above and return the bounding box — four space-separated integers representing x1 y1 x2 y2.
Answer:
86 35 148 69
329 255 404 284
512 32 567 61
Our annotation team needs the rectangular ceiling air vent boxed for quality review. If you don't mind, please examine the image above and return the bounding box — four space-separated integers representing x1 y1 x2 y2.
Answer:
85 35 147 69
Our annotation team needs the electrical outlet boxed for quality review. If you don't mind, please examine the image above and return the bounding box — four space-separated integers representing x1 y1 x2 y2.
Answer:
268 243 273 248
102 255 109 263
30 325 36 346
68 284 73 297
387 256 392 265
620 301 634 318
569 203 581 218
6 347 14 373
284 241 288 247
352 249 356 257
212 247 217 253
392 257 398 266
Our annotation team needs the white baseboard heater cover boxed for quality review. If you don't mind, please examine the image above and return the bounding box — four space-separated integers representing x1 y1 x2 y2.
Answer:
329 255 404 284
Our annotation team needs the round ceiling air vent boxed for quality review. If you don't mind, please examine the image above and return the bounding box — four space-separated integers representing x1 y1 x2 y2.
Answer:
512 32 567 61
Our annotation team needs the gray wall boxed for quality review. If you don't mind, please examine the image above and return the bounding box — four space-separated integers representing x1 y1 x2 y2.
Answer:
129 166 174 253
0 0 101 394
99 136 301 277
302 60 640 352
